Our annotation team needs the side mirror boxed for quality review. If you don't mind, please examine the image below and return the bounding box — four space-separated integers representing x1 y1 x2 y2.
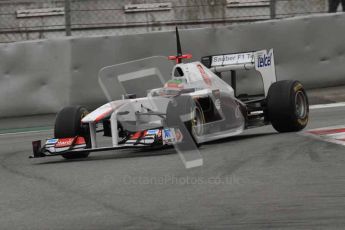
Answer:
122 94 136 99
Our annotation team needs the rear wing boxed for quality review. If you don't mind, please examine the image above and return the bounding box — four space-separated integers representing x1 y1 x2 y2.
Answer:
201 49 277 96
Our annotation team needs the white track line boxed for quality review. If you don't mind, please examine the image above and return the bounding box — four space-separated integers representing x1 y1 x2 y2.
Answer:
0 129 52 137
310 102 345 109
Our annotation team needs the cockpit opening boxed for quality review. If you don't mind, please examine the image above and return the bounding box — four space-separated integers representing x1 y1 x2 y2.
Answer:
174 67 184 77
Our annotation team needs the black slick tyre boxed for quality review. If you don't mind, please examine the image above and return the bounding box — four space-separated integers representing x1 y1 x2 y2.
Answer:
266 80 309 132
54 106 91 159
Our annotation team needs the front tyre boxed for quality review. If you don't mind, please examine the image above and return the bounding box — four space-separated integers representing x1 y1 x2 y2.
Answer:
166 96 205 146
54 106 90 159
266 80 309 132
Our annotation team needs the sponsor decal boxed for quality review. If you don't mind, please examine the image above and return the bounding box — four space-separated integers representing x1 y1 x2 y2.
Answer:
52 137 85 148
75 136 86 145
163 128 175 144
257 53 272 68
297 117 308 126
163 128 172 138
211 52 254 67
294 83 303 92
157 129 162 138
174 129 183 142
130 131 142 140
146 129 159 135
197 64 212 86
144 139 155 144
125 140 136 145
164 79 184 89
50 146 70 153
55 138 74 148
163 128 183 144
126 131 157 145
46 138 58 145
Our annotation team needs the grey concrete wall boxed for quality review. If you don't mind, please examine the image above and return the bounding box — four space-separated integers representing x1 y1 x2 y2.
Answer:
0 13 345 118
0 39 71 117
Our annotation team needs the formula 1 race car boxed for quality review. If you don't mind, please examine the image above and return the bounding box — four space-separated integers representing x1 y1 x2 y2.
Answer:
31 28 309 163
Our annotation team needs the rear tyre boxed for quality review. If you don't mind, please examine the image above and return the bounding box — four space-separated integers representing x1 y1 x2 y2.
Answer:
54 106 91 159
166 96 205 147
266 80 309 132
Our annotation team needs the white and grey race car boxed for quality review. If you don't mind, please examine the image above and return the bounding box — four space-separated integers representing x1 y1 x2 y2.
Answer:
31 28 309 163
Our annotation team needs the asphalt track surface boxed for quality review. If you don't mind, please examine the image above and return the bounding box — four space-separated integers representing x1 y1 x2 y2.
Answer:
1 106 345 230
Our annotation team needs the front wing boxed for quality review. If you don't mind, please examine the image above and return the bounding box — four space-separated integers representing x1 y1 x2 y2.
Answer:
30 128 181 158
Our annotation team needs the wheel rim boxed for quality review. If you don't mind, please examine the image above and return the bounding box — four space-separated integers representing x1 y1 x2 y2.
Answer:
295 91 307 119
191 107 204 137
